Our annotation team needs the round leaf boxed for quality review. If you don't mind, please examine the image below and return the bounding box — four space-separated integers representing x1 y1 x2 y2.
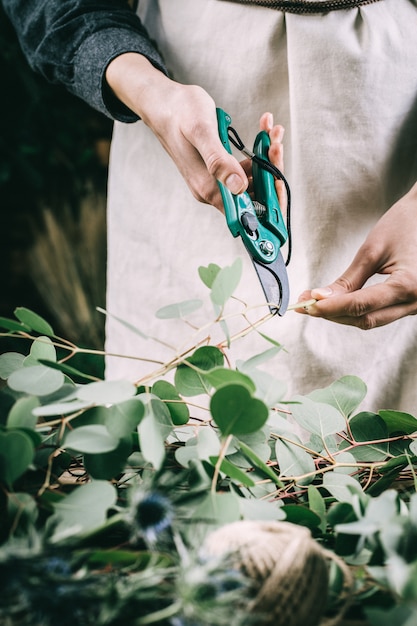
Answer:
0 430 35 486
0 352 25 379
210 383 269 436
175 346 224 396
155 299 202 319
8 364 65 396
7 396 39 430
210 258 242 306
64 424 120 454
152 380 189 425
76 379 137 405
14 307 54 336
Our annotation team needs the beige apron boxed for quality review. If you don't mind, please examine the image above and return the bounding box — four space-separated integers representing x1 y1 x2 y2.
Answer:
106 0 417 413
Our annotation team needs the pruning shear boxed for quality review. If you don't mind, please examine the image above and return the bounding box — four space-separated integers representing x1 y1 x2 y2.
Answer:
216 108 291 316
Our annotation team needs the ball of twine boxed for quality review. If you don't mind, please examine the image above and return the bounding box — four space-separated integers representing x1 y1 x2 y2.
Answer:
202 520 353 626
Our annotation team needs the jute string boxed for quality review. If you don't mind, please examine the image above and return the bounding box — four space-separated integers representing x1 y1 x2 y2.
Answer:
218 0 384 14
203 520 354 626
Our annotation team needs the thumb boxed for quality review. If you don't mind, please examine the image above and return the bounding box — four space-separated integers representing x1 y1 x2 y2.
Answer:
311 253 374 300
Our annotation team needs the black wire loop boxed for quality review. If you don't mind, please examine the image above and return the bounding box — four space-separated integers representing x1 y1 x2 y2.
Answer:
227 126 292 266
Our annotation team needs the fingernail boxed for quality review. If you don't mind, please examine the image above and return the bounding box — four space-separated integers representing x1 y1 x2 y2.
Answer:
311 287 333 298
225 173 245 194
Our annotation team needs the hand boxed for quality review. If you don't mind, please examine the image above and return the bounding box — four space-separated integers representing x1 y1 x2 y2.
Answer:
106 53 248 210
295 182 417 329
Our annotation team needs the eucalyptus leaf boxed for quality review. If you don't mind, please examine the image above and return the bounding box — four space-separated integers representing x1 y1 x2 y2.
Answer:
238 440 281 485
7 396 39 430
155 299 203 319
238 497 286 521
152 380 189 425
23 336 56 366
323 471 363 504
210 257 242 306
105 397 145 438
84 435 132 480
239 346 282 372
32 399 92 417
379 410 417 435
8 364 65 397
210 383 269 436
347 412 389 462
203 367 256 393
209 455 256 487
96 307 148 339
308 485 327 533
38 359 98 382
137 394 173 469
174 346 224 396
48 480 117 542
196 427 221 461
64 424 120 454
14 307 54 336
198 263 221 288
76 379 137 405
275 435 315 483
248 369 286 407
192 492 241 526
0 352 25 379
280 504 322 529
0 317 32 333
308 375 367 418
0 429 35 486
290 395 346 439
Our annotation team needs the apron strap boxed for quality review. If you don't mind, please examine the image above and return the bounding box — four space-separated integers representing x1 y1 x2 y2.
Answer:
217 0 384 13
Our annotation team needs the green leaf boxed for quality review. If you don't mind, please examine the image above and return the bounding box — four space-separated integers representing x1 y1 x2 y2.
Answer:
137 394 173 469
290 395 346 439
275 435 315 483
238 439 282 485
0 430 35 486
84 436 132 480
192 492 241 526
7 396 39 430
203 367 256 393
210 383 269 436
247 369 286 407
210 258 242 306
48 480 117 541
379 409 417 435
155 299 203 319
196 427 221 461
323 471 363 504
152 380 189 425
239 346 282 372
14 307 54 336
209 455 256 487
8 364 65 397
23 336 56 366
32 399 92 417
64 424 120 454
105 397 145 438
76 379 137 405
174 346 224 396
281 504 322 529
0 317 32 333
0 352 25 379
308 375 367 419
347 412 389 462
198 263 221 288
96 307 148 339
38 359 97 382
308 485 327 533
238 497 285 521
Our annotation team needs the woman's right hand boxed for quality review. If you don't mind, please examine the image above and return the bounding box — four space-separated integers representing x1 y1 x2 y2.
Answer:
105 53 248 211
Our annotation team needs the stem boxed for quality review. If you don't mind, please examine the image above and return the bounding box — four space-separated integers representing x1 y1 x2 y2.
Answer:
135 600 183 625
211 434 233 494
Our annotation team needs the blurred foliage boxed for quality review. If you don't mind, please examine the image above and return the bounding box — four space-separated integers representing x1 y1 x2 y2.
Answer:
0 6 112 367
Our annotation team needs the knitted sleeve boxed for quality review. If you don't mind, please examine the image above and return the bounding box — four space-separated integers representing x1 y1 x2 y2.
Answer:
1 0 167 122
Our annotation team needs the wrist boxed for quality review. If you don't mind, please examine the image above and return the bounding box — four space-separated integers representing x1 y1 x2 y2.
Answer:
105 52 171 121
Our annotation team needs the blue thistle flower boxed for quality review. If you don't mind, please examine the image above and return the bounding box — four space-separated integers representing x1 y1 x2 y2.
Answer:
130 491 174 545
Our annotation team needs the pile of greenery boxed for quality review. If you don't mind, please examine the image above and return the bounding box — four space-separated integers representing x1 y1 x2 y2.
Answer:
1 259 417 625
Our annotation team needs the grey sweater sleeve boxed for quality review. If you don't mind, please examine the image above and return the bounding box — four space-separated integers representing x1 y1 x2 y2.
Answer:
1 0 167 122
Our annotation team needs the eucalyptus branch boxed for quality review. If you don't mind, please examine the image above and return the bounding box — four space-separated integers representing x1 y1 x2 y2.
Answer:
211 434 233 494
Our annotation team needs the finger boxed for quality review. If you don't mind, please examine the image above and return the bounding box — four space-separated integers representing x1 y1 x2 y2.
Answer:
303 278 417 329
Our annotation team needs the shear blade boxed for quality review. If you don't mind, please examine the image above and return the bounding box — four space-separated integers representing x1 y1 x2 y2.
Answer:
252 252 290 316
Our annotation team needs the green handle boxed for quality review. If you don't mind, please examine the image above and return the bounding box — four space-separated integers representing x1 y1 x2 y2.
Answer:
216 108 286 264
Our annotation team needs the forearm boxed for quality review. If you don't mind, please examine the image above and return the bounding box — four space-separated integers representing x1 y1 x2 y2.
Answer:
1 0 167 121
